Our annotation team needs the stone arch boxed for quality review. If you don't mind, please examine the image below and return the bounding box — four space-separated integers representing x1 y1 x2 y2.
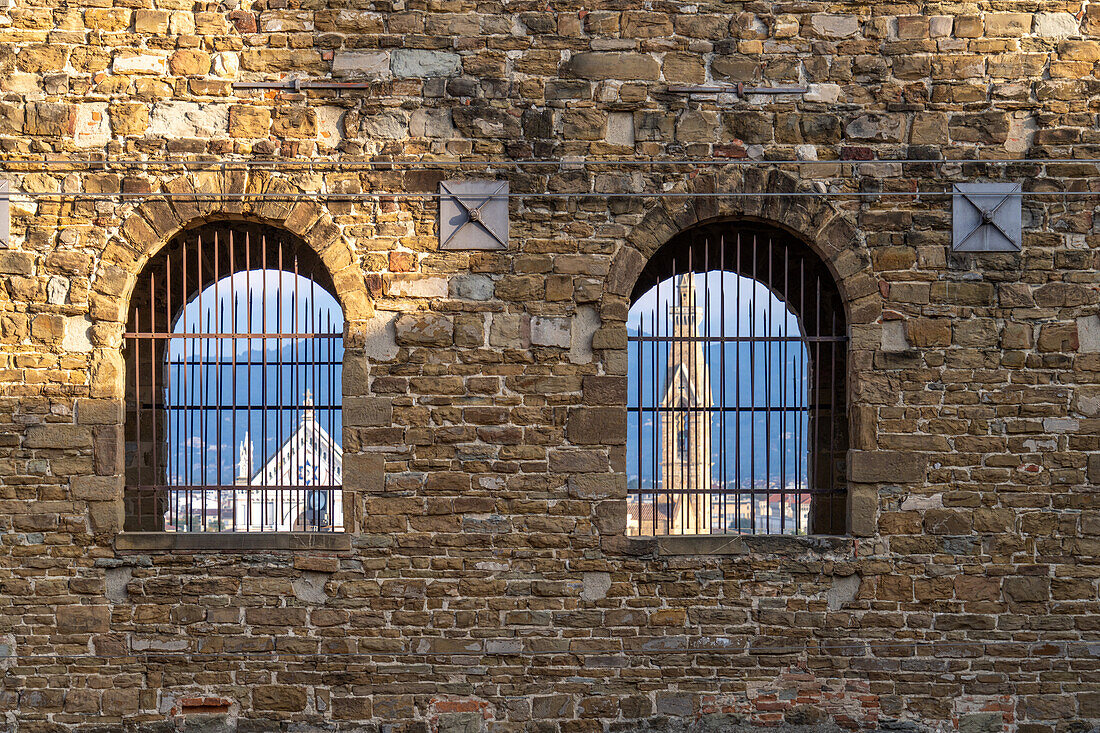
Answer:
93 171 372 328
83 172 374 538
601 168 881 539
602 168 879 332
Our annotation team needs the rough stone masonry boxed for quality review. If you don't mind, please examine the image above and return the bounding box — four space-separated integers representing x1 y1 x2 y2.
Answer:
0 0 1099 731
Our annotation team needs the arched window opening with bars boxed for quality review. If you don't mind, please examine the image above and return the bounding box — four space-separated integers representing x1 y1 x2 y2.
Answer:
124 222 344 533
626 223 848 537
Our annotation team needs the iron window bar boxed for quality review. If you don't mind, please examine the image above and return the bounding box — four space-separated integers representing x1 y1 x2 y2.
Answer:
626 226 848 538
124 222 344 534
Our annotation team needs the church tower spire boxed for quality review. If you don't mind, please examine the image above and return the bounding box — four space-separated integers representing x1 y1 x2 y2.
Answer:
660 274 713 534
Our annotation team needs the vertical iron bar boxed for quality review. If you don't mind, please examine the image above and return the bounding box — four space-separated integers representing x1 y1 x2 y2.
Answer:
765 235 772 532
749 235 757 534
182 237 191 530
261 234 268 531
780 240 788 534
703 236 710 533
734 233 741 534
276 242 284 530
719 235 726 533
246 231 253 531
829 305 838 527
328 307 336 531
214 230 221 528
687 242 694 533
636 303 642 535
650 307 656 535
293 253 300 528
148 263 156 519
230 230 238 531
812 271 822 534
798 254 806 535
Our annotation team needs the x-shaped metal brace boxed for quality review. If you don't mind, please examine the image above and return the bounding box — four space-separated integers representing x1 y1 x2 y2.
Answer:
440 181 508 250
955 188 1016 251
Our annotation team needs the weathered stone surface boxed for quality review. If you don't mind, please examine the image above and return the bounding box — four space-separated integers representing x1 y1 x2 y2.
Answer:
2 6 1100 731
849 451 927 483
147 102 229 137
564 53 660 80
394 313 453 346
391 50 461 78
25 103 75 136
333 51 390 79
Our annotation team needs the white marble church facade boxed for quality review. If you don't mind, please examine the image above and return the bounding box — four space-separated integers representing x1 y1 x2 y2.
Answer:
231 397 343 532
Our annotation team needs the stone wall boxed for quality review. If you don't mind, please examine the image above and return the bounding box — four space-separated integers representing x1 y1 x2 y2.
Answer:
1 0 1099 730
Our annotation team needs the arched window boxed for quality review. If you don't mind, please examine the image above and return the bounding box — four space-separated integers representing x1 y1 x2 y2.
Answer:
626 222 847 537
124 222 344 533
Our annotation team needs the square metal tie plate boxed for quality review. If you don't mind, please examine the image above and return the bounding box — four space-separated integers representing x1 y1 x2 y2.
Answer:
439 179 509 251
952 182 1022 252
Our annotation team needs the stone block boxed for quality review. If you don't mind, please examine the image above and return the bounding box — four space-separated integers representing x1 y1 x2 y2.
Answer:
253 686 306 711
453 313 484 347
810 14 860 38
25 103 75 136
906 318 951 347
113 52 167 75
1076 315 1100 353
272 107 317 138
344 397 392 427
395 313 453 347
333 697 372 719
71 475 121 501
567 407 626 445
582 376 626 405
332 51 390 78
567 474 624 500
391 50 461 78
532 695 573 719
450 274 494 301
1034 13 1079 38
24 424 93 449
849 451 927 483
1037 322 1079 353
1003 577 1050 604
531 316 571 347
489 313 530 348
56 605 110 633
386 275 448 298
228 105 270 138
985 13 1031 37
133 10 168 33
108 103 149 135
564 53 660 81
344 453 385 493
169 50 210 76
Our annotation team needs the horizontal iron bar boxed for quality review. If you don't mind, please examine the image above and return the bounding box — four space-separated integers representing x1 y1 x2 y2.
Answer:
125 332 342 339
626 406 816 413
628 488 841 496
139 403 341 410
128 484 341 491
628 334 847 343
150 360 344 367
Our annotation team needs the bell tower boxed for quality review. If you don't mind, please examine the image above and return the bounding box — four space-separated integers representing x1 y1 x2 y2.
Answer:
659 274 713 534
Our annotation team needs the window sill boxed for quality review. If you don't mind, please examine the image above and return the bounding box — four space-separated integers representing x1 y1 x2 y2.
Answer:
621 533 854 557
115 532 351 553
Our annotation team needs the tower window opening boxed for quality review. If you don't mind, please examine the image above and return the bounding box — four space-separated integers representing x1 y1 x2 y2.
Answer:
625 224 848 537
